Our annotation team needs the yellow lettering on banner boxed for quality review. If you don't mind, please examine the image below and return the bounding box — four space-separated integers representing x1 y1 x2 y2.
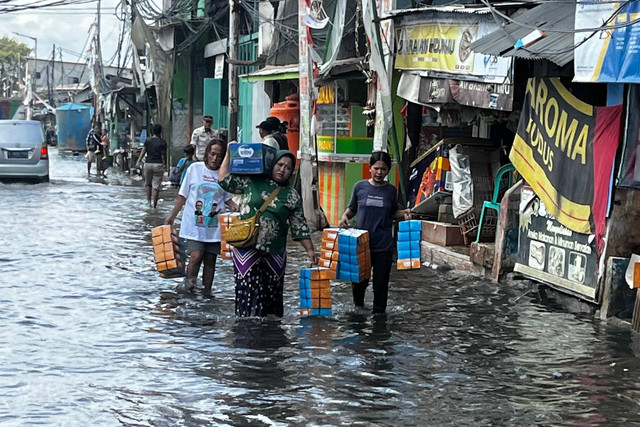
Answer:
509 134 592 234
526 78 536 106
572 125 588 164
535 80 548 120
555 111 577 155
544 97 559 136
524 78 591 167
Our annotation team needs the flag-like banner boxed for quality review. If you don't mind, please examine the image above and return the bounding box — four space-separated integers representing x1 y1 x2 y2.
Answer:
509 78 621 251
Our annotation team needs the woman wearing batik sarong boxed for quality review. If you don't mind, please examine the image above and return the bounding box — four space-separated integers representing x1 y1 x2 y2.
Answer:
219 149 318 317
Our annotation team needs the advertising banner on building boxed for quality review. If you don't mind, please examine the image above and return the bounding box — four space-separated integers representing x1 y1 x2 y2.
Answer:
618 85 640 188
509 78 622 253
574 1 640 83
514 186 598 301
397 73 513 111
395 17 511 80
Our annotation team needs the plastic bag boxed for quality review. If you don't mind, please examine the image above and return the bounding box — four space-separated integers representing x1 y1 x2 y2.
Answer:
449 145 474 218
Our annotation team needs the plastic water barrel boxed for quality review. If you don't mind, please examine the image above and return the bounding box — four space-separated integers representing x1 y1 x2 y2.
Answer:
56 103 92 151
269 94 300 156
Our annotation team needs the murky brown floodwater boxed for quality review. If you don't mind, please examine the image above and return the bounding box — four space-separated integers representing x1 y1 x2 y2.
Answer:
2 149 640 426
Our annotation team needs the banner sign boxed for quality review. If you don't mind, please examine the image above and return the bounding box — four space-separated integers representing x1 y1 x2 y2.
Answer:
515 186 598 301
509 78 621 252
574 1 640 83
395 17 511 80
618 85 640 188
397 73 513 111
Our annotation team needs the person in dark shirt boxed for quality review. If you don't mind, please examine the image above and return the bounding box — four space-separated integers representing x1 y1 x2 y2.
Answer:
85 122 103 177
340 151 411 314
265 116 289 150
136 124 168 208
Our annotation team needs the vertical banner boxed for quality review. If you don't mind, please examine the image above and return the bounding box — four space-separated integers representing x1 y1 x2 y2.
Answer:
509 78 621 253
618 85 640 188
362 0 394 152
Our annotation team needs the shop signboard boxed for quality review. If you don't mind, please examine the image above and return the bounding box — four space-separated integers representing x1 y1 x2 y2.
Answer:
398 74 514 111
574 0 640 83
514 186 598 301
395 17 511 80
509 77 622 253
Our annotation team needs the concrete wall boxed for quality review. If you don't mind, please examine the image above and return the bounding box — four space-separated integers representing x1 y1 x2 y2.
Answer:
605 188 640 258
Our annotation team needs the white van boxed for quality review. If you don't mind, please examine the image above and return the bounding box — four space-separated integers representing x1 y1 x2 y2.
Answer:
0 120 49 182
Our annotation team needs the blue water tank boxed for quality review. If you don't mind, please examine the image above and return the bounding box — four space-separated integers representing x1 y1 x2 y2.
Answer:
56 103 92 151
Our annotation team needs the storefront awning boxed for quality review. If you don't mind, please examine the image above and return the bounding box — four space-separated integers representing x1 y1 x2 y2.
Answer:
240 65 299 82
470 2 575 67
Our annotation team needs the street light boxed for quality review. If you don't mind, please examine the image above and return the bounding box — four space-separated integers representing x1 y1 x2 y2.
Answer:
12 32 37 119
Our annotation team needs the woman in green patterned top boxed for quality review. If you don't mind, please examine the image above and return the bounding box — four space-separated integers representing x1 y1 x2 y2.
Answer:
219 149 318 317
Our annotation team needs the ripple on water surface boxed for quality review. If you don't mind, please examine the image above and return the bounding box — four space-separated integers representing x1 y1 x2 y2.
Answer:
2 150 640 425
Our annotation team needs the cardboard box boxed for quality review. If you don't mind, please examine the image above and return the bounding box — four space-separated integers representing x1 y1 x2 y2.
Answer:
151 225 185 278
420 220 465 247
228 142 277 174
397 259 421 270
299 267 333 316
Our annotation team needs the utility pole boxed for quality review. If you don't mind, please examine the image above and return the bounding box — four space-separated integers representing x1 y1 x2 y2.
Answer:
93 0 102 124
51 44 55 108
228 0 239 141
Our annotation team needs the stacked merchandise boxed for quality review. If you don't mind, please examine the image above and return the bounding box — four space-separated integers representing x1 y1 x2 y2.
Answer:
218 213 240 260
299 267 333 316
317 227 340 278
397 220 422 270
337 229 371 282
151 225 185 278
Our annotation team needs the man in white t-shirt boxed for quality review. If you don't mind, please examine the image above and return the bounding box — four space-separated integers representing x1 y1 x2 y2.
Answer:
165 139 237 295
190 115 217 160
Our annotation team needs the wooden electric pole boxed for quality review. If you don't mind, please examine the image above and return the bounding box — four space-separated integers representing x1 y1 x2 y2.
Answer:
51 44 55 107
228 0 239 141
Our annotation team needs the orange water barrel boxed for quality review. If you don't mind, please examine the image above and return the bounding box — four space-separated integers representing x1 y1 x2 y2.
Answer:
269 94 300 156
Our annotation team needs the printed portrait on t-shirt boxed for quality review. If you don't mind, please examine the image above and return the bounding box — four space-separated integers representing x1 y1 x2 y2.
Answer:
194 184 223 228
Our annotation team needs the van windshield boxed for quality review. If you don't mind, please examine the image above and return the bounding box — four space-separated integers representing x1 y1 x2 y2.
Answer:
0 123 44 144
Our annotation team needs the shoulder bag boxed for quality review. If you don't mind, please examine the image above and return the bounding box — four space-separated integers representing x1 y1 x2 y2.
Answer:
222 186 282 248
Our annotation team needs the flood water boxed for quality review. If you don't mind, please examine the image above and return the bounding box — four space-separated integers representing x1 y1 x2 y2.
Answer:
2 149 640 426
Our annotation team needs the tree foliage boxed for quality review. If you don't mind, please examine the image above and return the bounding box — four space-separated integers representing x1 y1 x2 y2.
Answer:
0 37 31 96
0 37 31 63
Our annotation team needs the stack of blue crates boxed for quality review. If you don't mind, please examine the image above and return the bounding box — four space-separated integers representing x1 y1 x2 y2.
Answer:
397 220 422 270
336 229 371 282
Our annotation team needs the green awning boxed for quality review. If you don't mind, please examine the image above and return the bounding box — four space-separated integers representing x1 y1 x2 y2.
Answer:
240 65 299 82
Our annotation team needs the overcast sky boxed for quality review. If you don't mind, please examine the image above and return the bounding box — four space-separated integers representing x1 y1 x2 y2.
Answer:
0 0 129 67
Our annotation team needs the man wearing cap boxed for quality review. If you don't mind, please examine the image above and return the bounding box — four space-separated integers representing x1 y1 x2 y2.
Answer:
191 115 217 160
256 120 280 149
265 116 289 150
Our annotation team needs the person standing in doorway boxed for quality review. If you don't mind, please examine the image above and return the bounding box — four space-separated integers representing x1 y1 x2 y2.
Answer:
136 124 167 208
265 116 289 150
165 139 237 296
340 151 411 314
191 115 217 161
256 120 280 149
85 122 102 177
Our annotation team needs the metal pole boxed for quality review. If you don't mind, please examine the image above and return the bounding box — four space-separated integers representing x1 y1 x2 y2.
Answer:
51 44 55 108
370 1 406 204
228 0 239 141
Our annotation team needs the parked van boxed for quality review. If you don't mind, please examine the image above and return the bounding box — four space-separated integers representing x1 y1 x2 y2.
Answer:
0 120 49 182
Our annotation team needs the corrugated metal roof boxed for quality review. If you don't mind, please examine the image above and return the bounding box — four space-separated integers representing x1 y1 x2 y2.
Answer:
383 2 527 19
470 2 575 66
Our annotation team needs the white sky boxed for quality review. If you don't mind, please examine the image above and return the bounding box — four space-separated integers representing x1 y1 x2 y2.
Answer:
0 0 130 67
